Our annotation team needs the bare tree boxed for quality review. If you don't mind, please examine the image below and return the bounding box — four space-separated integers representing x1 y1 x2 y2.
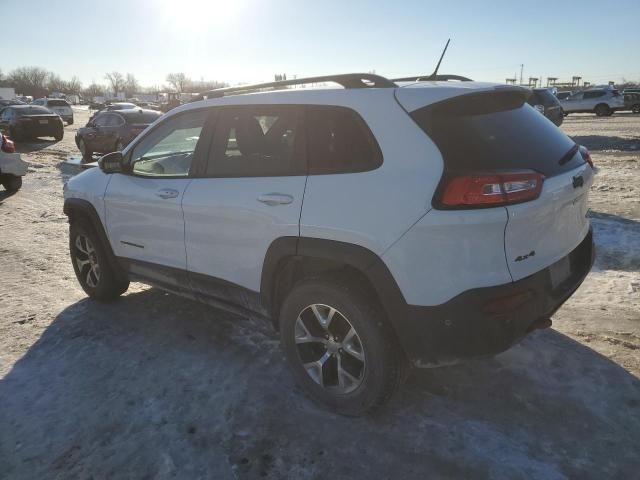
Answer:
166 72 190 93
67 76 82 94
8 66 49 95
47 73 67 93
104 71 125 96
83 83 105 99
123 73 140 98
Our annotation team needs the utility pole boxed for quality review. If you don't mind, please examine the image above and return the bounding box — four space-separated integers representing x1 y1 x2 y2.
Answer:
519 64 524 85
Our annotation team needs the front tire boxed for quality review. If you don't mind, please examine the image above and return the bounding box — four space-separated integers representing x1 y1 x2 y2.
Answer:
279 277 406 416
69 221 129 301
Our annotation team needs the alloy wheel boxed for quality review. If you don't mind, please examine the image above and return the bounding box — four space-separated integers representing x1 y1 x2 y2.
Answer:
74 234 101 288
294 304 366 394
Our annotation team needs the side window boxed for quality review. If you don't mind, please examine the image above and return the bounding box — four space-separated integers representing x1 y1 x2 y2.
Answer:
1 109 11 120
93 114 109 127
305 106 382 175
104 113 124 127
130 109 209 177
584 91 605 99
206 106 304 177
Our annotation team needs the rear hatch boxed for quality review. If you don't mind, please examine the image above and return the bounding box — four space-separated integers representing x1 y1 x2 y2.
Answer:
47 100 72 117
406 87 592 281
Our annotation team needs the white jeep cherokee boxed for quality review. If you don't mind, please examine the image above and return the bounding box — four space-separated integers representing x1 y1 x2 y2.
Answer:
63 74 595 415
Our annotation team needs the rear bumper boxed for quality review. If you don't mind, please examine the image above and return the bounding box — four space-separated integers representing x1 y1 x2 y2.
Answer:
399 228 594 366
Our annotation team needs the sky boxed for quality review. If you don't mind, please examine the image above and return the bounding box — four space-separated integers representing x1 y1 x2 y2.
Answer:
2 0 640 88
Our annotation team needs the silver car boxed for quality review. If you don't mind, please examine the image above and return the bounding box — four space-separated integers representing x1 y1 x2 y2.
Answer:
560 88 625 116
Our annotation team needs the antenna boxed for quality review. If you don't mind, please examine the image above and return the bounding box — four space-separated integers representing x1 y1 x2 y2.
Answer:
428 38 451 80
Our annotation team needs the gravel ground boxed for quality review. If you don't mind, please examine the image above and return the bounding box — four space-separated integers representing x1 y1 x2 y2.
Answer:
0 109 638 479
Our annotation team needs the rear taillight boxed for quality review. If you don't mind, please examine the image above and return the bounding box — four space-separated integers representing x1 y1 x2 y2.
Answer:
579 145 593 168
439 170 544 208
1 135 16 153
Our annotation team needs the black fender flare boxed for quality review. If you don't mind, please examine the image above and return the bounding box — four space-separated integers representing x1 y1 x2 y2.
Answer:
63 198 124 279
260 236 410 343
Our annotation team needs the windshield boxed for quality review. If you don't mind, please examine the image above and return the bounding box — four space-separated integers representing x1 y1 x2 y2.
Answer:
48 100 69 107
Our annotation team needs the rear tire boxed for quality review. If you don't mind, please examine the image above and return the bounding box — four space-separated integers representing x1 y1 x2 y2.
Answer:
69 221 129 301
1 174 22 192
594 104 610 117
54 127 64 141
279 276 406 416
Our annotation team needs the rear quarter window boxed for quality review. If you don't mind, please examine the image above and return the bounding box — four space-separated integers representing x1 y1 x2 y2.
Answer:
411 91 584 178
304 106 382 175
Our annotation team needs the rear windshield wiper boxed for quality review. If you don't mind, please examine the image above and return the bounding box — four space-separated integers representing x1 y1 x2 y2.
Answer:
558 144 580 165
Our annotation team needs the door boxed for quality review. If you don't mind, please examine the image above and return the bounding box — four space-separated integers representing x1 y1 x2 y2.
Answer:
565 92 583 112
182 105 307 300
105 108 212 285
84 113 110 152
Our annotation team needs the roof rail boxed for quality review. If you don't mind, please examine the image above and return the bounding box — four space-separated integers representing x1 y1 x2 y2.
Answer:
392 74 473 82
194 73 397 101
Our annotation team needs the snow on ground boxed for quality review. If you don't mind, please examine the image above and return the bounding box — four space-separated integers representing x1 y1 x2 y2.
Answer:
0 111 638 479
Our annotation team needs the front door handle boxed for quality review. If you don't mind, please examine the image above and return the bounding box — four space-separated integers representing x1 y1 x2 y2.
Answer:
156 188 180 199
257 193 294 206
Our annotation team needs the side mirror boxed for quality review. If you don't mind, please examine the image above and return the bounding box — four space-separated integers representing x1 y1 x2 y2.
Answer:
98 151 124 173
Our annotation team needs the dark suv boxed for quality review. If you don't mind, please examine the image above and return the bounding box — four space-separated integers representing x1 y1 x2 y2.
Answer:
527 88 564 126
76 108 162 160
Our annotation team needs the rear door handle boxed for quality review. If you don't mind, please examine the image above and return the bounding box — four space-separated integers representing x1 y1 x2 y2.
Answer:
156 188 180 199
257 193 294 206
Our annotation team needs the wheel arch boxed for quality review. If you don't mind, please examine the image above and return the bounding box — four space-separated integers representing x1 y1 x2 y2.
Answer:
63 198 124 279
261 237 409 339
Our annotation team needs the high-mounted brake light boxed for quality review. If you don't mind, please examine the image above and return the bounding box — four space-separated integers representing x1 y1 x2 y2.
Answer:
439 170 544 208
1 135 16 153
579 145 593 168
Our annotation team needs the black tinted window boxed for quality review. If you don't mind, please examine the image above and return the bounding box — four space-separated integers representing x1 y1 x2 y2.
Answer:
16 106 51 115
411 91 584 178
207 106 304 177
529 89 560 107
305 106 381 174
583 91 606 99
48 100 69 107
93 114 110 126
123 111 162 124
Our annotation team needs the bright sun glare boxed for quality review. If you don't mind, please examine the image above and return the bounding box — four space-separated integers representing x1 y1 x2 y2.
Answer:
159 0 243 28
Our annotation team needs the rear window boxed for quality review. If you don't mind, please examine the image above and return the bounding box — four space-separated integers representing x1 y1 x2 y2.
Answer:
411 91 584 177
47 100 69 107
16 106 52 115
124 111 162 124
